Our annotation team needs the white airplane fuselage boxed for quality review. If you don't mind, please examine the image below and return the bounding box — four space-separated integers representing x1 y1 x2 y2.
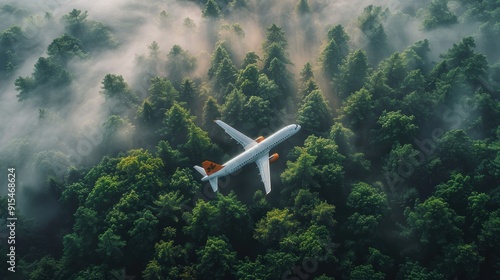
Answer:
201 124 300 181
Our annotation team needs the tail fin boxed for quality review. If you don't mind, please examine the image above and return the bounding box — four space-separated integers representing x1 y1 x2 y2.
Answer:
202 160 224 175
194 165 207 176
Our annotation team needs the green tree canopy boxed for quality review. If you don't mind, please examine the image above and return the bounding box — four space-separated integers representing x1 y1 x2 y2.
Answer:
295 0 311 15
281 150 320 192
321 24 351 80
297 90 332 135
100 74 137 113
434 173 473 215
423 0 458 30
179 78 199 111
404 196 465 246
62 9 117 49
221 88 246 127
350 264 385 280
96 228 125 267
166 45 197 86
208 43 231 79
333 50 370 100
347 182 388 220
300 62 314 85
254 208 299 246
202 96 221 138
374 110 418 149
46 34 86 64
202 0 221 19
161 102 195 147
214 57 237 91
357 5 389 64
236 63 260 97
196 236 237 279
340 87 374 131
262 24 293 95
241 96 272 133
138 76 179 126
241 51 259 69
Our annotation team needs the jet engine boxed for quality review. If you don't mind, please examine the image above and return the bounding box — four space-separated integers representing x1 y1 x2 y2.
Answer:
255 136 265 143
269 153 279 163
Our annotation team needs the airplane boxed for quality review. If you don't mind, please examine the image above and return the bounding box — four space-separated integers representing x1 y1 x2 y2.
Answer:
194 120 301 194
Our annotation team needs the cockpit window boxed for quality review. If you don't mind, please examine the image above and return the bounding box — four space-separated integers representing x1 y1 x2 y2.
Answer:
295 124 298 130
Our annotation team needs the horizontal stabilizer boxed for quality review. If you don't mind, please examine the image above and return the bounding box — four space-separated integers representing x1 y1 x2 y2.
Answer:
209 177 218 192
194 165 207 176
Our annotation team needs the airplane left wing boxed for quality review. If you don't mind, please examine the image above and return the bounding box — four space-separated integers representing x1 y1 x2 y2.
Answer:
215 120 257 150
255 154 271 194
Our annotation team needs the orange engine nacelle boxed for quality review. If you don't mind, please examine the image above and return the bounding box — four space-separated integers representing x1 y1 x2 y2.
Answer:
255 136 265 143
269 153 279 164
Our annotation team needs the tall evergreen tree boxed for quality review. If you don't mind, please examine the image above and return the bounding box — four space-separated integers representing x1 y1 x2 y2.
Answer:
137 76 178 126
357 5 389 64
333 50 370 100
179 78 199 110
202 0 221 19
300 62 314 84
261 24 294 96
236 64 260 97
214 57 237 91
297 90 332 135
166 45 197 87
295 0 311 15
161 102 194 147
423 0 458 30
208 43 232 79
320 39 343 80
221 88 246 127
241 51 259 69
340 87 374 131
202 96 221 139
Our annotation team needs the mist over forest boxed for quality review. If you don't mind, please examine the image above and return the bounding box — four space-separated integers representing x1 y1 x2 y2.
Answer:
0 0 499 279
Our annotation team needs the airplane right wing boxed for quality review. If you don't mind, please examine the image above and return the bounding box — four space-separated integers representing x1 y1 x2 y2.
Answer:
215 120 257 150
255 154 272 194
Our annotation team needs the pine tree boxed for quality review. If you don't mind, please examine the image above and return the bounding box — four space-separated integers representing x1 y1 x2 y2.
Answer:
295 0 311 15
221 89 246 127
214 57 237 91
202 0 221 19
297 90 332 135
202 96 221 139
208 44 231 79
333 50 370 100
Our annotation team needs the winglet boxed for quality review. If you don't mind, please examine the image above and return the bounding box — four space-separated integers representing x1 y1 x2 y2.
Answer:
265 184 271 195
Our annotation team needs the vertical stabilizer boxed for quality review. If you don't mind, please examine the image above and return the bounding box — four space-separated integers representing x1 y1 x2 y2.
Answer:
202 160 224 175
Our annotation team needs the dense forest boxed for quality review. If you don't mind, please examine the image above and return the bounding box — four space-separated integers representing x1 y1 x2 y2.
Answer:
0 0 499 279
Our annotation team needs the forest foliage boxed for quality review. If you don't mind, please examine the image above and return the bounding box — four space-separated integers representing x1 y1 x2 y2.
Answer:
1 0 500 279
